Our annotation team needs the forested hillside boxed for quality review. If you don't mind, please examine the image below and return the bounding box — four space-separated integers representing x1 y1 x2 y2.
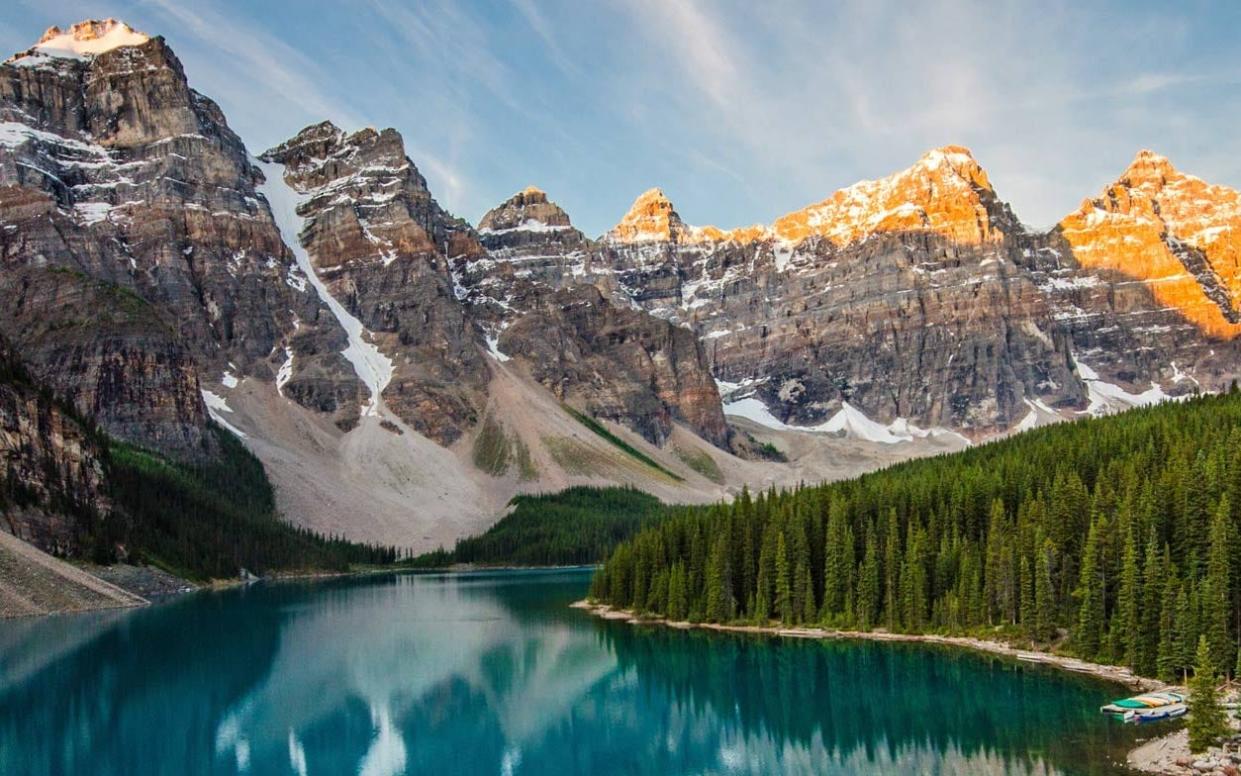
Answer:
414 487 663 567
592 392 1241 681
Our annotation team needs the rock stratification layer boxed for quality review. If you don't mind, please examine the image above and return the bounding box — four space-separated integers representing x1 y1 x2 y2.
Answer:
1058 150 1241 339
595 149 1082 436
465 186 729 447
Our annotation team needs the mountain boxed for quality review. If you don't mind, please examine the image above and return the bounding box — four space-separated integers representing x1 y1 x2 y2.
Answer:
0 19 351 459
4 18 1241 563
595 147 1079 437
588 147 1241 437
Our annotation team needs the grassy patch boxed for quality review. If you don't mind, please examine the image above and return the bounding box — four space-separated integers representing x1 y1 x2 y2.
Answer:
544 436 611 476
472 413 511 476
674 446 724 483
561 405 684 482
514 437 538 481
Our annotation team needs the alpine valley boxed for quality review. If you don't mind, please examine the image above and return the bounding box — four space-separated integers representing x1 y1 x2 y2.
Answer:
3 19 1241 584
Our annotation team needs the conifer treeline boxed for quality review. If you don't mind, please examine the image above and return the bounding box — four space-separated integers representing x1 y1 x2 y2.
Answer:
592 393 1241 680
446 486 663 566
98 426 406 579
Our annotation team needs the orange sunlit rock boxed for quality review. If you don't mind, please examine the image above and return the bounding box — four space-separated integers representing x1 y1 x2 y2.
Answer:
770 145 1009 246
1058 150 1241 339
606 146 1011 249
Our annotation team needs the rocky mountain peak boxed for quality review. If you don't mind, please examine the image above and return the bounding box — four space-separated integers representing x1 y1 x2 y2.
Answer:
479 186 573 232
1059 151 1241 339
1119 149 1179 188
607 187 689 243
7 19 150 65
915 144 992 188
771 144 1013 245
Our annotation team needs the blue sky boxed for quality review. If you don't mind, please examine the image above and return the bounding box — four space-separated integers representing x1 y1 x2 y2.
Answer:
5 1 1241 235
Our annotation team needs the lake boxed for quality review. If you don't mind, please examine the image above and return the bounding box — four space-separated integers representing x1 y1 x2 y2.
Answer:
0 568 1151 775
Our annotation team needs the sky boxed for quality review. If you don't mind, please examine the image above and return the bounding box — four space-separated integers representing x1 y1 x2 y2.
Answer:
4 0 1241 235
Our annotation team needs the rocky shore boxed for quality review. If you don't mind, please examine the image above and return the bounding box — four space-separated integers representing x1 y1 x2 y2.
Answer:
1128 711 1241 776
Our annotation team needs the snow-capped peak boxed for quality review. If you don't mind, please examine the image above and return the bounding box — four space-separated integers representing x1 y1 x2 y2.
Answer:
9 20 149 64
478 185 575 234
606 187 688 244
1117 149 1188 191
1058 149 1241 339
770 144 1009 245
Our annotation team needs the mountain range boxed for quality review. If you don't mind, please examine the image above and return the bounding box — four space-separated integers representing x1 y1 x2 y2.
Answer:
4 19 1241 554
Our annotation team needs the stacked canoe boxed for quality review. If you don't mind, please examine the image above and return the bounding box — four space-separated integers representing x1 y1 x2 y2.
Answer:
1100 692 1187 723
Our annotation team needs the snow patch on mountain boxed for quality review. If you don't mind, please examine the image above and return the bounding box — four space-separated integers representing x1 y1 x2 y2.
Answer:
275 348 294 395
722 389 967 445
201 389 247 439
257 160 393 416
1074 355 1169 416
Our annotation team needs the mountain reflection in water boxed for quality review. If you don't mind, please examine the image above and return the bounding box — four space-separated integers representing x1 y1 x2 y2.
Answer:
0 569 1144 775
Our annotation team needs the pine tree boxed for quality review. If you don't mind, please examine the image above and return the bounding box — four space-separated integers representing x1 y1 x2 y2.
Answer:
983 499 1014 625
857 531 880 631
789 516 813 623
901 520 927 631
1137 532 1164 676
1188 636 1228 753
1076 519 1105 658
884 509 902 631
754 529 775 623
822 500 848 620
775 532 793 623
1203 496 1235 674
1156 562 1181 683
705 532 735 623
840 522 857 626
1034 539 1056 643
1115 526 1141 670
1019 555 1035 637
668 562 688 621
797 559 816 624
1174 580 1196 681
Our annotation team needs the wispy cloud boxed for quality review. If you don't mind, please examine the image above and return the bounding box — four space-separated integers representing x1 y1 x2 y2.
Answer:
4 0 1239 234
140 0 368 145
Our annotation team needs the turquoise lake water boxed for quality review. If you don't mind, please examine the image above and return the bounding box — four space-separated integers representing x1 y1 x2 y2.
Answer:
0 568 1152 775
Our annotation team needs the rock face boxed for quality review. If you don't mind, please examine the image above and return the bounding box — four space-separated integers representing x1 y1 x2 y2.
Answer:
464 187 729 447
1058 150 1241 340
0 265 207 455
576 147 1241 437
260 122 491 443
594 149 1081 436
0 334 110 556
0 20 358 455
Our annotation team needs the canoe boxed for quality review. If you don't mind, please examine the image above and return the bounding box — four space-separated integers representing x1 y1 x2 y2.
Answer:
1100 692 1186 723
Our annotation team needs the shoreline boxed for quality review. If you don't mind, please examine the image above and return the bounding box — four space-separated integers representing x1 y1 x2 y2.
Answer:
573 600 1241 775
4 561 597 620
571 599 1164 690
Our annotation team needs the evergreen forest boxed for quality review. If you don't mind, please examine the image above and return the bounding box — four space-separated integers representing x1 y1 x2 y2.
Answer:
592 392 1241 681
